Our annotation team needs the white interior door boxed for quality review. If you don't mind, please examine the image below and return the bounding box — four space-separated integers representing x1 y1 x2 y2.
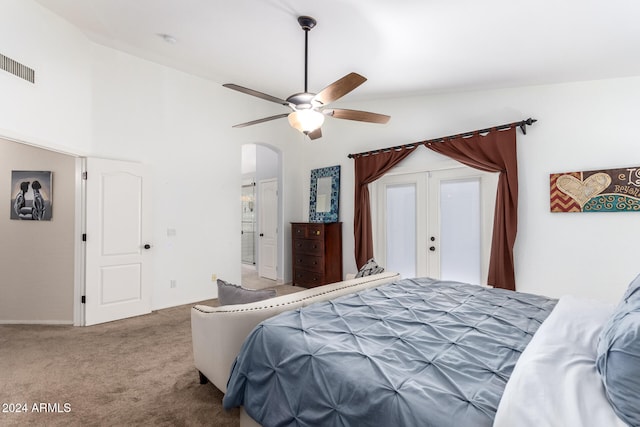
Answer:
84 158 152 325
258 178 278 281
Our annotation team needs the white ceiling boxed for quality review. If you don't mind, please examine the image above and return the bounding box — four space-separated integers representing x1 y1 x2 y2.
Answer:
35 0 640 102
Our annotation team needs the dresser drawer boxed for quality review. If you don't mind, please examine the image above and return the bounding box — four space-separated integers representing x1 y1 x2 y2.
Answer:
306 224 324 239
294 255 324 272
292 238 324 255
292 223 325 239
292 223 308 238
293 269 325 288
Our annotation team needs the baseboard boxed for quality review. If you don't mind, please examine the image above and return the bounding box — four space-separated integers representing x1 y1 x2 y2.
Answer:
0 320 73 325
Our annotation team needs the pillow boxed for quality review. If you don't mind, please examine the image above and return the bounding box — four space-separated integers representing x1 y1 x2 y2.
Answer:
355 258 385 278
217 279 276 306
596 273 640 426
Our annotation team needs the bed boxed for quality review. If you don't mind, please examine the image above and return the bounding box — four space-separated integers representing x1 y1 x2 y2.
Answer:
222 276 639 427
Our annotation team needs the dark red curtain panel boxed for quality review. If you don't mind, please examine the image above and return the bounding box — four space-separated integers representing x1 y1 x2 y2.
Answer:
425 127 518 290
353 148 415 269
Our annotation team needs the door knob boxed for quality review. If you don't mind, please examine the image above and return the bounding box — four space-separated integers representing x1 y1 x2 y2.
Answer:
259 233 264 237
429 246 436 252
144 244 151 250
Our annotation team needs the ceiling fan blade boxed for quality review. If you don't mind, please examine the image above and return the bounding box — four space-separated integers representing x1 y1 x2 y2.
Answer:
326 108 390 124
308 127 322 140
313 72 367 105
223 83 289 106
232 113 289 128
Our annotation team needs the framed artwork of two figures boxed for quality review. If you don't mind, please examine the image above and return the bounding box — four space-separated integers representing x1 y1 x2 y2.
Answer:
10 170 53 221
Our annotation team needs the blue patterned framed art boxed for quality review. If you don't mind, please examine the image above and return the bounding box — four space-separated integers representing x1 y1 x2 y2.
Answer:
309 165 340 223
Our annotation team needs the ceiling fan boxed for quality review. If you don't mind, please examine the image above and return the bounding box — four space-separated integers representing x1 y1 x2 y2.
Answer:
223 16 390 140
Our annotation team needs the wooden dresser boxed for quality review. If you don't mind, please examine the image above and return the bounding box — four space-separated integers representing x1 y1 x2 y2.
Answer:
291 222 343 288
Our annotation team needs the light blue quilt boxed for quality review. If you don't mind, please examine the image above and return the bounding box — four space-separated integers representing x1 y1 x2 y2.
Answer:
223 278 557 427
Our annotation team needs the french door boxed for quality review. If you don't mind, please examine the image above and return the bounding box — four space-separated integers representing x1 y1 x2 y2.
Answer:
374 167 497 285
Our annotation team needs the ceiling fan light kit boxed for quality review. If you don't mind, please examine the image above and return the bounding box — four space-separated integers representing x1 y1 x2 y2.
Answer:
223 16 390 140
288 109 325 134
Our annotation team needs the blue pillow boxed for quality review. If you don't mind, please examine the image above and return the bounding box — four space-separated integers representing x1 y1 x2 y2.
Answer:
217 279 276 306
596 273 640 426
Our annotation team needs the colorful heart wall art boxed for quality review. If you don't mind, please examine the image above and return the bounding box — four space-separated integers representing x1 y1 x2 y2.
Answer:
550 167 640 212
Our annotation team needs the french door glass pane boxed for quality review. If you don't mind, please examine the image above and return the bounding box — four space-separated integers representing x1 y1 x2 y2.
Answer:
440 179 481 284
386 184 416 279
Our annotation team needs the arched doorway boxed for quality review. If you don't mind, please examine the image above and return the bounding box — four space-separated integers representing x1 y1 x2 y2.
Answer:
241 143 284 289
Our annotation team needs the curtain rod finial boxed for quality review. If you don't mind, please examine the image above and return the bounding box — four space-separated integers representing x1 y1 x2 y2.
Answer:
520 118 537 135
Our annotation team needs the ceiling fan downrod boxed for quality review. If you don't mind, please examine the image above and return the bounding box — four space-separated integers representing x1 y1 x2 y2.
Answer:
297 16 316 94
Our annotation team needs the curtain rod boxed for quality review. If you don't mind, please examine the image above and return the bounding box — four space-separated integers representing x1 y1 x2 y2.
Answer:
347 118 537 159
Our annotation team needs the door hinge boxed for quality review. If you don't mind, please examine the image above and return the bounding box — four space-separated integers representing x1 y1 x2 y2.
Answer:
82 233 87 242
81 296 86 304
82 171 88 180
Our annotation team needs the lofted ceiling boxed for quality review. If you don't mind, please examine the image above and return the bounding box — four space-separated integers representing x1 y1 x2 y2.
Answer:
34 0 640 102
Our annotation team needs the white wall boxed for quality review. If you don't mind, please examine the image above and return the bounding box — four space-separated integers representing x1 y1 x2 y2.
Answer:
86 43 307 309
0 0 91 153
302 77 640 303
0 0 308 314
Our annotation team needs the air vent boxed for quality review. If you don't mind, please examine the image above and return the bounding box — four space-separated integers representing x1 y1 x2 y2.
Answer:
0 53 35 83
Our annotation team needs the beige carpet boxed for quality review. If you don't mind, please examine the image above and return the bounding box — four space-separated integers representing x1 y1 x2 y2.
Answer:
0 284 302 427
